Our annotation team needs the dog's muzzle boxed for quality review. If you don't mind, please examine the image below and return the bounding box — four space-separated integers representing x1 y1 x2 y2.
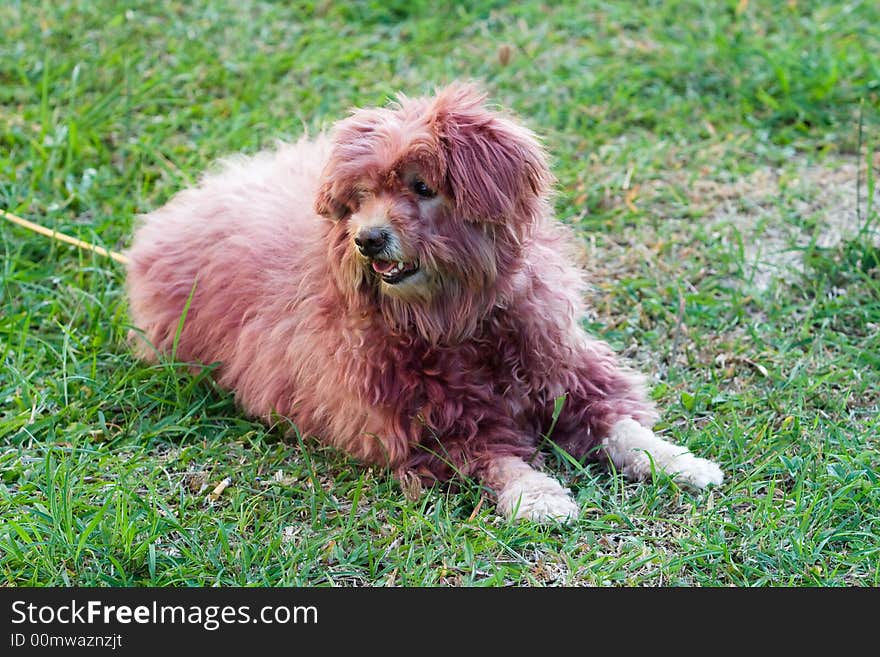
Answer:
354 226 419 285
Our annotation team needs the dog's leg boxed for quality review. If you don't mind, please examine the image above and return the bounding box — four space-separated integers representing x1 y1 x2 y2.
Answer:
601 418 723 489
483 456 579 522
542 334 723 489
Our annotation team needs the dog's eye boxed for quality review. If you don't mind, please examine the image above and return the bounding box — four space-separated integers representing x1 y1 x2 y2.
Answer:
411 179 436 199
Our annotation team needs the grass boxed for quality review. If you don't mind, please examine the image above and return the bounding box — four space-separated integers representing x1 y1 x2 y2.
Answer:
1 0 878 586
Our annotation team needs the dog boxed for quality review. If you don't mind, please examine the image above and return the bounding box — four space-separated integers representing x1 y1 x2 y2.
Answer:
126 83 723 522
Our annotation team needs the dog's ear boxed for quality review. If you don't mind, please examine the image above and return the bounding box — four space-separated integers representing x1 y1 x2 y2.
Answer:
315 107 388 221
314 152 355 221
314 177 352 221
432 83 553 227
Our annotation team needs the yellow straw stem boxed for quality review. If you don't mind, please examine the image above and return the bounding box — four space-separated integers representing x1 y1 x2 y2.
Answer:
1 208 129 265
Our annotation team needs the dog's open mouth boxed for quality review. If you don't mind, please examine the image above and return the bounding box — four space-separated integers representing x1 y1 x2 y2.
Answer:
370 259 419 284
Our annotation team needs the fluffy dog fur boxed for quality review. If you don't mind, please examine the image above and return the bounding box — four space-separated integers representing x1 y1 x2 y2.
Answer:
126 83 723 522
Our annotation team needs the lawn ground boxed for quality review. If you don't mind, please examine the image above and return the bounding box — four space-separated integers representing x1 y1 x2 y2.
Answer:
1 0 878 586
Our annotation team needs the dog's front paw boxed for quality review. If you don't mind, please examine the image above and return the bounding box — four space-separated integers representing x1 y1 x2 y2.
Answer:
668 454 724 489
604 419 724 490
496 470 579 523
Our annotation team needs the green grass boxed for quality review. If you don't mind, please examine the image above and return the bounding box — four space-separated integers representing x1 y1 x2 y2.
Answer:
1 0 878 586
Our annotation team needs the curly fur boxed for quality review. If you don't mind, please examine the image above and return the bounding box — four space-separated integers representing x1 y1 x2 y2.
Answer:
126 83 720 521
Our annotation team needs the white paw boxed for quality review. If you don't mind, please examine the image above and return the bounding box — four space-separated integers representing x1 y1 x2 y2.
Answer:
496 470 579 523
668 454 724 489
605 418 724 490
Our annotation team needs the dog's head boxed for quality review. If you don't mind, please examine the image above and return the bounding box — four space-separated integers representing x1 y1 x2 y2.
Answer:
315 82 553 342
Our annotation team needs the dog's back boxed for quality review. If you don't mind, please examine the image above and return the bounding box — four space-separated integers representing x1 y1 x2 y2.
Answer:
126 136 335 412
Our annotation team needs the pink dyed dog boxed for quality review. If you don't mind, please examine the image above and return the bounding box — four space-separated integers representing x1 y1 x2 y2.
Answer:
126 83 722 521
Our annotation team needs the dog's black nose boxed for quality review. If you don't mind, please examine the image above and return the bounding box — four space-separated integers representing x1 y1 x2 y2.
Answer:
354 227 388 257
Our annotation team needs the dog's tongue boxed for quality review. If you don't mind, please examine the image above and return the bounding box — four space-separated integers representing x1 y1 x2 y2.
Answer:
371 260 397 274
